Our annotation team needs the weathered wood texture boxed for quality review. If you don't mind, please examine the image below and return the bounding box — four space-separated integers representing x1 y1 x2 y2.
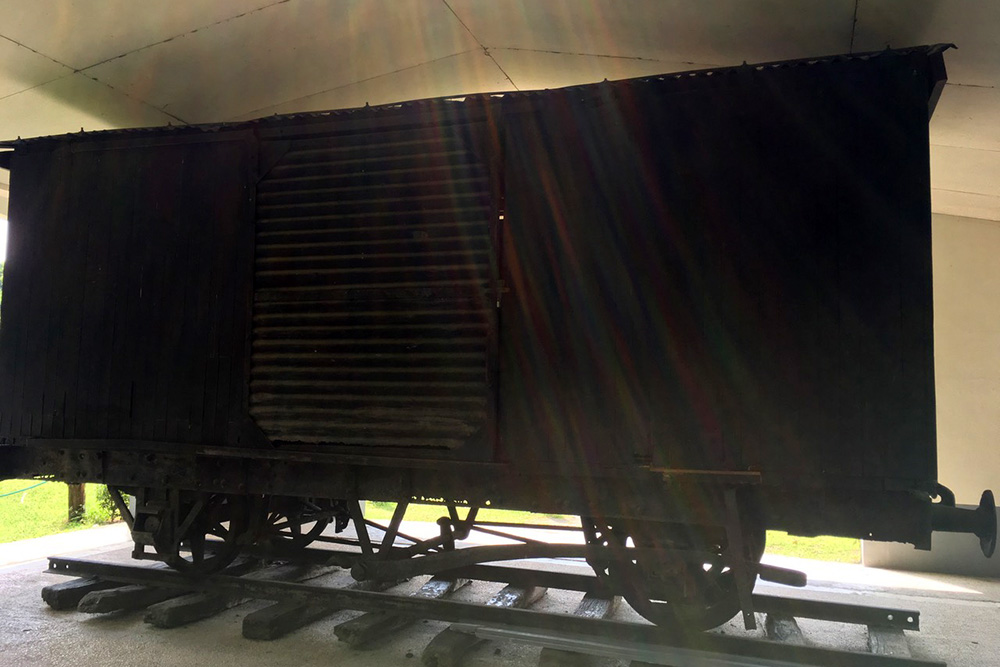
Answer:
334 577 468 649
67 484 85 521
142 559 301 628
0 136 255 446
421 584 547 666
500 51 938 479
242 577 400 641
421 628 484 667
765 613 806 646
868 625 911 657
77 583 182 614
538 593 619 667
76 558 256 616
42 577 121 610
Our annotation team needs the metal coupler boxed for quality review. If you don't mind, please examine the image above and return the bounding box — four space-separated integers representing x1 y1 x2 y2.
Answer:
930 489 997 557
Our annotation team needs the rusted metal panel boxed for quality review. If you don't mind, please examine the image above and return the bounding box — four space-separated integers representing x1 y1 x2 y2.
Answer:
249 125 496 457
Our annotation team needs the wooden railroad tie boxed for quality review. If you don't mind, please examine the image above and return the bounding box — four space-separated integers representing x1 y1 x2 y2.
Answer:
538 593 620 667
242 577 404 641
145 563 336 629
421 584 547 667
335 576 469 649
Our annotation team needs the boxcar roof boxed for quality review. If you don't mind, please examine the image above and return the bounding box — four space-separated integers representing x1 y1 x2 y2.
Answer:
0 43 952 153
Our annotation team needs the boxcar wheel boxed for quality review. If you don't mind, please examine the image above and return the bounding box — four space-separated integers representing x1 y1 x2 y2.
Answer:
151 493 254 575
256 497 345 550
583 516 765 630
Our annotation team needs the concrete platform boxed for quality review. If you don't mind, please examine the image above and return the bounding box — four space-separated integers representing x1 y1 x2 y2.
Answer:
1 524 998 666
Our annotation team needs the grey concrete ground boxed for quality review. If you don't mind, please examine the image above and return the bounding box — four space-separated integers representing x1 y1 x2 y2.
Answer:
1 525 998 667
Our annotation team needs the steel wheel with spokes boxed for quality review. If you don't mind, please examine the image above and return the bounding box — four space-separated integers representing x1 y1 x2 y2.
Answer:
256 497 343 550
582 517 764 630
151 493 253 575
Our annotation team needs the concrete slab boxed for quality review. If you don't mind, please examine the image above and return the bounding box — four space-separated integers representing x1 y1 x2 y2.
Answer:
0 523 130 568
1 523 998 667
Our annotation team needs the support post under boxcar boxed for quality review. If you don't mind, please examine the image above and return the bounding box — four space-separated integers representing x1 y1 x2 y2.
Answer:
68 484 85 522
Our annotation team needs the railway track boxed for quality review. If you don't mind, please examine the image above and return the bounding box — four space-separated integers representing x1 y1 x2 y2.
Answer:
44 555 941 667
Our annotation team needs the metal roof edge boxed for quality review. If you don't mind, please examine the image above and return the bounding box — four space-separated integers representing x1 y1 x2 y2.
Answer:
1 43 955 146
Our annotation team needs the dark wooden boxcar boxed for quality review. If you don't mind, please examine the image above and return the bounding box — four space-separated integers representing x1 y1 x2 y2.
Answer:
0 45 994 623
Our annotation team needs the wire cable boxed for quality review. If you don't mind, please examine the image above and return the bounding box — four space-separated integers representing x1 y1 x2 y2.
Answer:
0 480 49 498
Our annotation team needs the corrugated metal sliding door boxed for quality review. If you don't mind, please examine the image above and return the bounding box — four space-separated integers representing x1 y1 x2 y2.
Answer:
249 123 497 459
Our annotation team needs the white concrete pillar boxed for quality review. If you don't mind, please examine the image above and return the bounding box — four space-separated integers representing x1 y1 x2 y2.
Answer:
863 213 1000 576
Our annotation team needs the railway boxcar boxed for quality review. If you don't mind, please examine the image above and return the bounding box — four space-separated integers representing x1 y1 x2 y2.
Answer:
0 44 994 628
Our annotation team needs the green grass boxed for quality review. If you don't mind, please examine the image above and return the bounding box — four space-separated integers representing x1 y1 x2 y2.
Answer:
0 479 120 544
365 502 861 563
763 531 861 564
0 486 861 563
364 501 576 526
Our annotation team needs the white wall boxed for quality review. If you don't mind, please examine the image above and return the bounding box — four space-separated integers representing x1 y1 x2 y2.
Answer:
932 213 1000 506
863 212 1000 576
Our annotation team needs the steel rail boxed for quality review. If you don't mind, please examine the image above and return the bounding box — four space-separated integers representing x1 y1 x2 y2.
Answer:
155 542 914 630
46 557 938 667
757 595 919 631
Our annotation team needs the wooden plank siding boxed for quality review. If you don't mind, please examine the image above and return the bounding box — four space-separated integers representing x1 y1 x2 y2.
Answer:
0 46 944 491
0 136 255 447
